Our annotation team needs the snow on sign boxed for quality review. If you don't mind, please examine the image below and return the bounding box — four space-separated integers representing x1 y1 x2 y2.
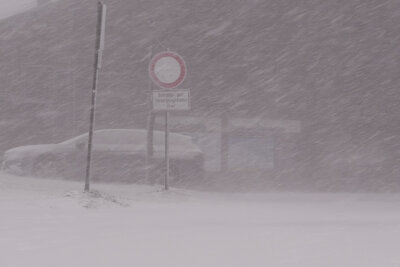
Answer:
153 90 190 111
149 51 186 89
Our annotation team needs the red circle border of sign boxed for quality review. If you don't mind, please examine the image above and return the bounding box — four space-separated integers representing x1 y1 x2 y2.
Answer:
149 51 186 89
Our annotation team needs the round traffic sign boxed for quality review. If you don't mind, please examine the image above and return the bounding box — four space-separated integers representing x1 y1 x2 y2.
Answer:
149 51 186 89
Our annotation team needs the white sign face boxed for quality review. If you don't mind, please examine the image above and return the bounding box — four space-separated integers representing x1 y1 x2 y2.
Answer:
154 57 181 84
149 52 186 89
153 90 190 111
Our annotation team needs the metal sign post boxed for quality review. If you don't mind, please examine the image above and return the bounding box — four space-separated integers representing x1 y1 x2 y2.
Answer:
164 111 170 190
85 1 106 192
149 51 187 190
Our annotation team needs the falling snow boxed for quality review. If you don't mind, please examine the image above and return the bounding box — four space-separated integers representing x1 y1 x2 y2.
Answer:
1 0 400 266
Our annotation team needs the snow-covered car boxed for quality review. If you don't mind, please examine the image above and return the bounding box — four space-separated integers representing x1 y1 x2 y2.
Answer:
1 129 204 184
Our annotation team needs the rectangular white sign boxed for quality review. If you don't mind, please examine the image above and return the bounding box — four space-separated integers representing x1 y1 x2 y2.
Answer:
153 90 190 111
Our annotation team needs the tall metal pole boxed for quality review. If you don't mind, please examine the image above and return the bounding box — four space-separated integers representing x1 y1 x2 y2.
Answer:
145 111 155 182
146 45 154 184
85 2 106 192
164 111 170 190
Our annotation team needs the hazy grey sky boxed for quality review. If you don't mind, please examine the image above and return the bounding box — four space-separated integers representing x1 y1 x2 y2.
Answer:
0 0 36 19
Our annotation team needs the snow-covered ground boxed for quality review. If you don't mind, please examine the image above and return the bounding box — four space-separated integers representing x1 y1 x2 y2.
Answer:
1 173 400 267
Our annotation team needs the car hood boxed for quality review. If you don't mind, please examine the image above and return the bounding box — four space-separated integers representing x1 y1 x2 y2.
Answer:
3 144 61 161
